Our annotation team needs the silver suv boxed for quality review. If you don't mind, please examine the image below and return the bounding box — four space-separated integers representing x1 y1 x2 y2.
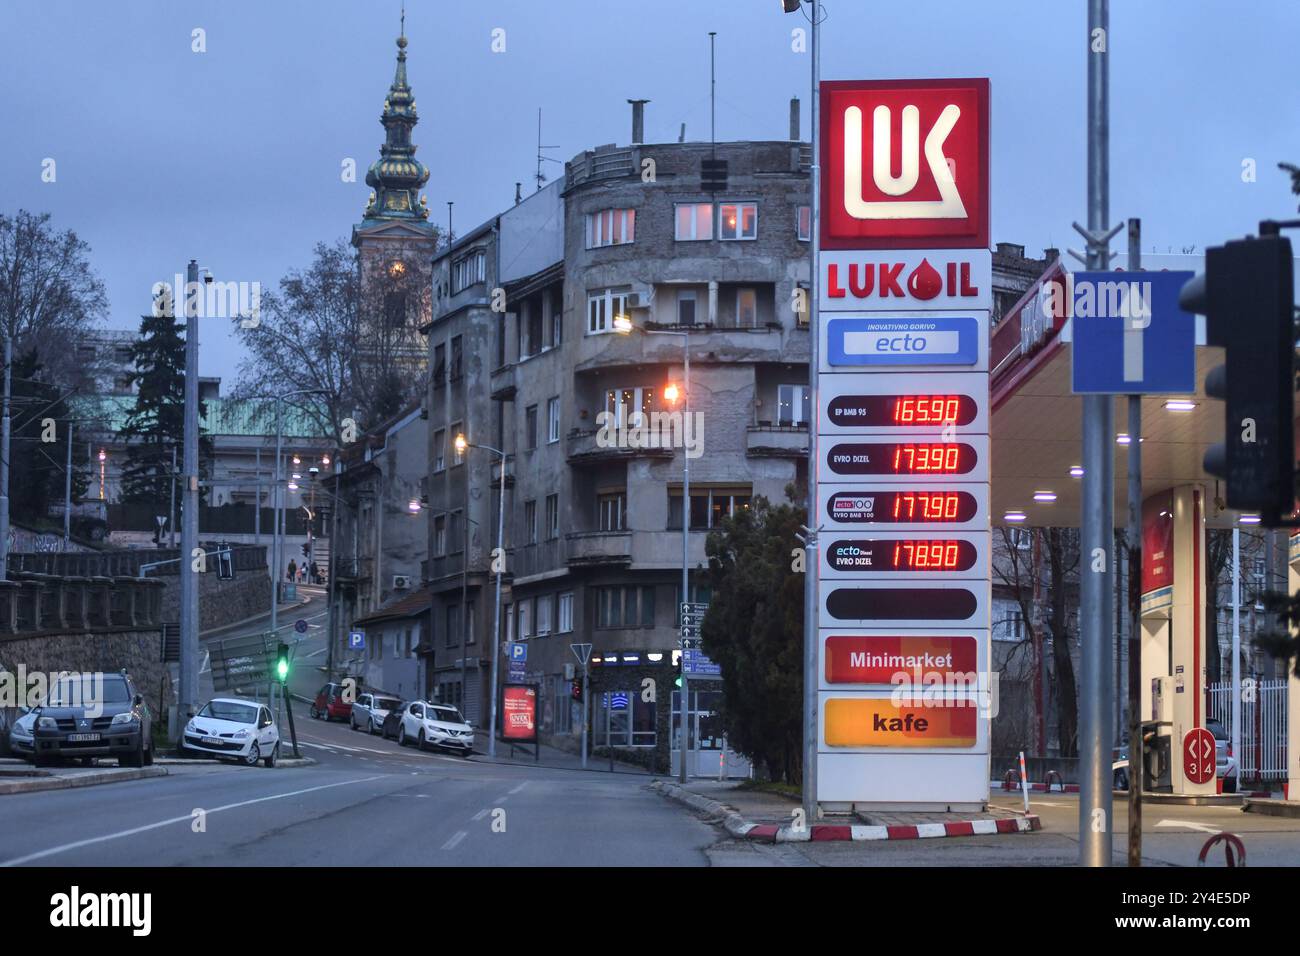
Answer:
32 671 154 768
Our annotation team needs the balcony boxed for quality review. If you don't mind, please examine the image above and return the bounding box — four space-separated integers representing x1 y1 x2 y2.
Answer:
490 363 516 400
745 424 809 458
566 530 632 567
566 428 674 466
574 323 803 374
334 556 374 583
512 539 564 581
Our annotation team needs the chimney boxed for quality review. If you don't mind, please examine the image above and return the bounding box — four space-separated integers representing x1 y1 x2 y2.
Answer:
789 97 800 140
628 99 650 145
1043 246 1060 262
515 182 522 205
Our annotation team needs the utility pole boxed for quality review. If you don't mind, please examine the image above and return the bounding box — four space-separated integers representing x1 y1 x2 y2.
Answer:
178 260 201 726
1076 0 1116 867
63 420 74 548
678 340 692 784
1125 217 1144 868
169 445 178 549
0 332 11 580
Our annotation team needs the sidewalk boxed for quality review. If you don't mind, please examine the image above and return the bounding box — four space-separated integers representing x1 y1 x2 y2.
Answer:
0 758 167 795
655 778 1040 843
472 740 652 775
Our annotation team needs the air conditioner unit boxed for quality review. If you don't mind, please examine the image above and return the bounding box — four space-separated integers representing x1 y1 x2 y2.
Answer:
625 290 652 310
393 575 412 591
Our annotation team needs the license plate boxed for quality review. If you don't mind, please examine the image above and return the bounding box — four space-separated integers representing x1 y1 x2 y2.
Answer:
202 737 223 747
67 733 100 743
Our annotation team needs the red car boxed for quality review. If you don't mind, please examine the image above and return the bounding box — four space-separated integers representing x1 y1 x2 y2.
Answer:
310 682 352 721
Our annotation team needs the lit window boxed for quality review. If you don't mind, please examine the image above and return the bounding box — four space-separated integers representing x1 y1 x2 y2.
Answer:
586 209 636 248
736 287 757 327
674 203 713 241
719 202 757 240
777 385 809 426
587 289 630 334
797 205 811 241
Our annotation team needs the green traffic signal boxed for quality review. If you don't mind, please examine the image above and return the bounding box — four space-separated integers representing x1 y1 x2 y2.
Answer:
276 642 290 682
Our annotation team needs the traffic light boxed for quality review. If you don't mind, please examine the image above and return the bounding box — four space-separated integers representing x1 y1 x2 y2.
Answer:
674 653 683 689
301 543 310 558
275 642 290 682
1180 233 1296 521
571 676 583 701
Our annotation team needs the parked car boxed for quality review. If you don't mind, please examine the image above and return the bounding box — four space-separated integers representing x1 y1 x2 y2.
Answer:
351 692 401 734
310 682 353 721
396 701 474 756
32 670 154 768
180 698 280 767
1111 721 1239 791
7 708 36 760
379 701 409 741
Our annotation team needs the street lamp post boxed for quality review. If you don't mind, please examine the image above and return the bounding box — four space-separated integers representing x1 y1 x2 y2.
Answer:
614 316 692 783
455 434 507 756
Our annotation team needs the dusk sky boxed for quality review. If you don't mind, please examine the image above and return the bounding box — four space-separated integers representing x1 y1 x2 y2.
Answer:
2 0 1296 382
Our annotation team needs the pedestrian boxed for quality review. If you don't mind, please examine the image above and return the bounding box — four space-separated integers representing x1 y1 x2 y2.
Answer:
310 561 321 584
287 559 297 582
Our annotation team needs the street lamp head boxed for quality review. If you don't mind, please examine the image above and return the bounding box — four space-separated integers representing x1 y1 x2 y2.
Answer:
97 449 107 462
664 383 680 404
454 433 468 454
613 314 634 334
781 0 803 12
321 454 331 466
292 455 301 465
408 498 422 514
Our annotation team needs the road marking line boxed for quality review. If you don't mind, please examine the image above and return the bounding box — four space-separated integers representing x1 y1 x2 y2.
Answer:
0 775 386 867
472 809 489 821
442 830 467 851
1155 819 1222 834
509 782 528 794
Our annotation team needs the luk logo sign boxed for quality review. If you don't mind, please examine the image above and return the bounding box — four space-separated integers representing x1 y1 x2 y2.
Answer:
821 79 989 250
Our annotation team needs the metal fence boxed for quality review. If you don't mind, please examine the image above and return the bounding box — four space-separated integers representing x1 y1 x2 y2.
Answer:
1206 677 1288 782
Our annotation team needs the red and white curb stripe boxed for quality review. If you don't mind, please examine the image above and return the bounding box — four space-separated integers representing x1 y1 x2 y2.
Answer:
996 780 1079 793
653 782 1040 843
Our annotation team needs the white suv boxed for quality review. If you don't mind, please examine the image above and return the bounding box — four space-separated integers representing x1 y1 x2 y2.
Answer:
397 702 474 757
351 693 401 735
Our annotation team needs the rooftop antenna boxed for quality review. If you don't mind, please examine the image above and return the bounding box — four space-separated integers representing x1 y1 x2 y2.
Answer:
709 31 717 159
536 108 560 192
446 202 454 245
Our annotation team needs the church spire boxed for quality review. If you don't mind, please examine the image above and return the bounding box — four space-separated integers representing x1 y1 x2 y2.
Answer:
363 8 430 222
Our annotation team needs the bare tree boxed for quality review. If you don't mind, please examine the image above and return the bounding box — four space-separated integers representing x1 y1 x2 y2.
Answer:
0 210 108 387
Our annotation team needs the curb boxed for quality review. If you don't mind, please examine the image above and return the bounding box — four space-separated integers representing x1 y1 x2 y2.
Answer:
0 766 167 796
155 755 317 768
1242 797 1300 818
653 781 1041 843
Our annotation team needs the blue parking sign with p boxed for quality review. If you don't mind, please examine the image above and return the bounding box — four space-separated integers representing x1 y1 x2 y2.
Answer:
509 642 527 663
348 631 365 650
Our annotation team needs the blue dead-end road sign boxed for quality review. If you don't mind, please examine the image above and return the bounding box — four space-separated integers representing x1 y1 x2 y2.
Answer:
1071 271 1196 394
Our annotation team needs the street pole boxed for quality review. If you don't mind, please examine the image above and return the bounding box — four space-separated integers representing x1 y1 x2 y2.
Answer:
254 447 261 548
461 474 470 703
1078 0 1114 867
1232 526 1242 785
179 259 201 725
679 339 691 784
169 445 177 549
0 332 11 580
581 658 590 770
326 466 339 680
801 0 822 822
63 420 74 548
488 448 506 757
1125 217 1144 868
270 398 283 643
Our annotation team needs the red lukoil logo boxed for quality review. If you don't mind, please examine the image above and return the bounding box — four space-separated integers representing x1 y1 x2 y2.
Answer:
820 79 989 250
826 258 981 301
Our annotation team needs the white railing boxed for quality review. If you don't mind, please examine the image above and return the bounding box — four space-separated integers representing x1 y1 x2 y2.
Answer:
1206 678 1288 781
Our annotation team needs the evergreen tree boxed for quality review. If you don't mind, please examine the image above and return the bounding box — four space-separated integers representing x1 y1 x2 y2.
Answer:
9 349 90 524
118 299 209 511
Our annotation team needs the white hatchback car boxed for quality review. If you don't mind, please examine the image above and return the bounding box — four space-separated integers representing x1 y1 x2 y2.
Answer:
396 702 474 756
351 692 401 735
182 698 281 767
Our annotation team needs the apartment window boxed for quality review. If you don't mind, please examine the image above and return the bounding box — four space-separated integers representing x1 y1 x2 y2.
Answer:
433 429 446 472
736 287 757 327
434 514 447 556
505 602 514 641
536 594 554 636
525 405 539 450
677 289 697 326
668 486 752 530
598 492 626 531
433 343 446 388
517 599 532 640
797 205 811 241
545 494 560 540
586 208 636 248
450 421 464 465
524 499 538 544
777 384 810 426
558 592 574 633
466 602 476 644
522 299 543 358
719 202 758 240
451 250 486 293
595 585 655 628
605 387 655 428
547 397 561 443
445 604 459 647
794 282 811 327
587 289 630 335
450 336 463 379
675 202 713 241
550 286 563 346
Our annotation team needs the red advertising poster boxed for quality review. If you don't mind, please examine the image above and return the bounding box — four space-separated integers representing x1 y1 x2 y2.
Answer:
501 684 537 742
820 78 989 250
1141 491 1175 594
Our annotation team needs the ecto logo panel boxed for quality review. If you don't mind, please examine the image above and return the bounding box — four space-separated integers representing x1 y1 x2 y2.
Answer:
821 79 989 250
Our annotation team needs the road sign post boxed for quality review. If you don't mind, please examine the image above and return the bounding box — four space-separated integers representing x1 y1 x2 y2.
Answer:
571 643 592 769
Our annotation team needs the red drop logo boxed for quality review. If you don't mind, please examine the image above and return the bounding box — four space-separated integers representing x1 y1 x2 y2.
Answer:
906 258 943 300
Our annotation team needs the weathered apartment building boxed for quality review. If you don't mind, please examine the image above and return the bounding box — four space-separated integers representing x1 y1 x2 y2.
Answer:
420 100 1057 759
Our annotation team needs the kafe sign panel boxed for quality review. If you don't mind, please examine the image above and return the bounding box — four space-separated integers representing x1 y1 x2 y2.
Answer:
820 79 990 250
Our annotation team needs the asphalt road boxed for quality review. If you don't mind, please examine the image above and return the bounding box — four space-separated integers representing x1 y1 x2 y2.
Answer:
0 716 717 867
